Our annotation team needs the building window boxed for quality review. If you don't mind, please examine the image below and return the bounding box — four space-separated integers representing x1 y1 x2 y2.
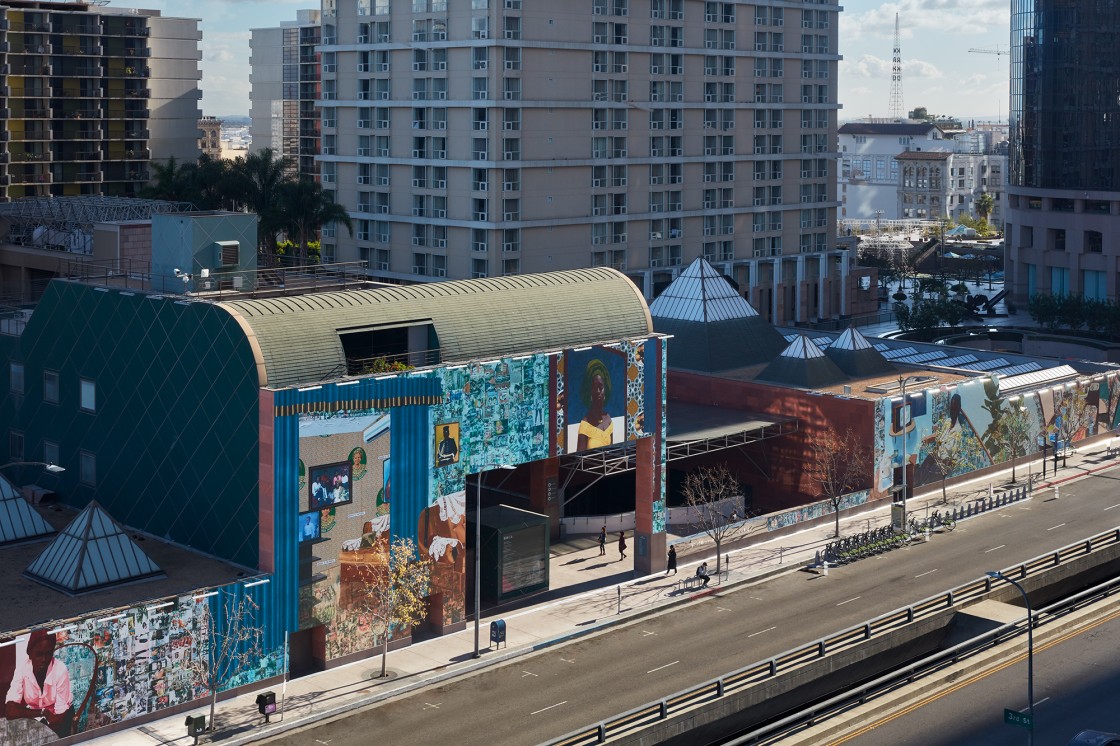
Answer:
9 363 24 395
43 370 59 404
43 440 59 467
79 450 96 486
80 378 96 413
10 431 24 462
1086 230 1103 254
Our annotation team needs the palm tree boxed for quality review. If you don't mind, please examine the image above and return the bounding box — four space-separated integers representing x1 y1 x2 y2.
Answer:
975 192 994 222
190 154 234 211
143 156 196 202
280 178 354 265
229 148 295 261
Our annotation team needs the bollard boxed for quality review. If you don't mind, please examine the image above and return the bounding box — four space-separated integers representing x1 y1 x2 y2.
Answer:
617 585 622 614
1055 484 1060 500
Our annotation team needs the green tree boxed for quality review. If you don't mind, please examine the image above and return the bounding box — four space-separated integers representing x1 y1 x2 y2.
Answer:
280 178 354 265
909 106 930 121
975 192 994 222
144 156 196 202
229 148 295 261
1028 293 1062 331
996 404 1032 483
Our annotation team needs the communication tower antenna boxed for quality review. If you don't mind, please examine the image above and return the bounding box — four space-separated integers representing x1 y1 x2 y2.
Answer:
888 14 905 121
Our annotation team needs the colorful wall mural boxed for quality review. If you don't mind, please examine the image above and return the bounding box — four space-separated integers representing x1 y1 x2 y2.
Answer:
0 582 280 745
288 338 667 661
296 410 391 660
875 373 1120 492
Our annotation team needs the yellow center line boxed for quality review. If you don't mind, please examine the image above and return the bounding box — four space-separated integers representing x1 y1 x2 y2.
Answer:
829 606 1120 745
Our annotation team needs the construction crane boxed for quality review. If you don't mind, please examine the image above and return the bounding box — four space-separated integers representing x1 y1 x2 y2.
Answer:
969 47 1009 64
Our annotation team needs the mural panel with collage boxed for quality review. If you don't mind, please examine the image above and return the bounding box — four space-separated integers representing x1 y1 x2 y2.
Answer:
425 356 553 628
0 585 280 745
296 410 391 660
875 373 1120 492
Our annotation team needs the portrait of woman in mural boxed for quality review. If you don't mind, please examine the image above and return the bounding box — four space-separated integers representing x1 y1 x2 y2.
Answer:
3 630 74 737
349 448 367 481
566 352 626 453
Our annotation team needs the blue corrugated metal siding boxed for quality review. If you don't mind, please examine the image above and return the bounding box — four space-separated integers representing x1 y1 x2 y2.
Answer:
271 400 301 637
390 405 431 549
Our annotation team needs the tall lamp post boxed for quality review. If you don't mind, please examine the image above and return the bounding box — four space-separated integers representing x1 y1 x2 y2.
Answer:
987 570 1034 745
895 376 924 529
473 463 515 659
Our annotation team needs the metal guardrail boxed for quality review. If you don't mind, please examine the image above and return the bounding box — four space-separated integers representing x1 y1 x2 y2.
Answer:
730 571 1120 745
546 526 1120 746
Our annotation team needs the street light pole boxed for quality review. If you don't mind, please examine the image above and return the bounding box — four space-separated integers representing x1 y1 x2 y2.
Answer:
473 463 515 659
987 571 1034 745
896 376 923 529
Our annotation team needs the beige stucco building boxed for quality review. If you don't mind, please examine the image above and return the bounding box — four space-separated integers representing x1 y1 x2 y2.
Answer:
312 0 874 323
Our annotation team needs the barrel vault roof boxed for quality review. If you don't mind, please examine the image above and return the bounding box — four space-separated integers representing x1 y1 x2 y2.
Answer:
215 268 654 388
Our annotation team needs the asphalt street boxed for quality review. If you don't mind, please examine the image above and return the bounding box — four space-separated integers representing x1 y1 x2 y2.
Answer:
838 603 1120 745
259 468 1120 746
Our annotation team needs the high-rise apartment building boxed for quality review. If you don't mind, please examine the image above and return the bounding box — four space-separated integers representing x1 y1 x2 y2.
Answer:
249 9 322 179
0 1 202 200
1005 0 1120 304
316 0 868 323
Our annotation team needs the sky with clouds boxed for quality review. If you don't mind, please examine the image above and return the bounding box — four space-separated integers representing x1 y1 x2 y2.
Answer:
120 0 1012 124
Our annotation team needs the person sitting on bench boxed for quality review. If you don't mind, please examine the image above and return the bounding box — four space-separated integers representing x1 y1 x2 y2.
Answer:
696 561 710 588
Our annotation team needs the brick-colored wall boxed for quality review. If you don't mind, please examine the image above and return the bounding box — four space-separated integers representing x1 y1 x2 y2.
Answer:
669 371 877 511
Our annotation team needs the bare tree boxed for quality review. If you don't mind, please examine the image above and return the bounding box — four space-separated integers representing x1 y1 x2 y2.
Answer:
805 427 870 538
680 465 742 573
928 419 968 504
1054 386 1093 467
353 537 433 679
183 589 266 732
996 404 1032 483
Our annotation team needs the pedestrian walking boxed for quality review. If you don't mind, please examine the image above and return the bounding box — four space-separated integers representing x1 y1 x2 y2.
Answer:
666 545 677 575
598 526 607 556
695 561 710 587
618 531 627 561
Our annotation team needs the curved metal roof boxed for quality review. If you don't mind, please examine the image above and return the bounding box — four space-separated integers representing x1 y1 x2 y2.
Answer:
216 268 653 388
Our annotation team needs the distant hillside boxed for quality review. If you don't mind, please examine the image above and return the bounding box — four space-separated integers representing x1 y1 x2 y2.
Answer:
219 115 250 126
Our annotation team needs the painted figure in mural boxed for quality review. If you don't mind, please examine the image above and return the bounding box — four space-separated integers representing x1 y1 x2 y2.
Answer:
577 359 614 451
436 425 460 466
419 489 468 620
312 474 329 507
349 447 367 480
4 630 74 737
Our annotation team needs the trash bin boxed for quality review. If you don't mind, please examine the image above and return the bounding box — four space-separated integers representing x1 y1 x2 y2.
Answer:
490 619 507 650
185 714 206 738
256 691 277 722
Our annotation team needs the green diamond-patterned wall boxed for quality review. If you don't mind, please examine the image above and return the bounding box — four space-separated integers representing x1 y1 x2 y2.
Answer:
3 281 261 567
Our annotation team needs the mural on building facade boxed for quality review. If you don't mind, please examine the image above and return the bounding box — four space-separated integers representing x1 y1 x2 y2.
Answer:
297 410 391 660
290 340 666 655
0 586 279 745
876 374 1120 492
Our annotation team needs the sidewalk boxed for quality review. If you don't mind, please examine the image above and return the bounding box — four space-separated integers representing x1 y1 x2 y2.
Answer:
90 439 1120 746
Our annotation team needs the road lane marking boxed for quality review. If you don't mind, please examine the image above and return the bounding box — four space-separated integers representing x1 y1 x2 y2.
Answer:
422 703 440 710
1047 523 1066 531
837 596 861 606
1105 503 1120 511
531 701 568 716
522 670 538 677
748 626 776 638
984 545 1005 553
560 657 575 664
647 661 679 674
832 607 1120 744
914 569 938 578
716 606 731 612
642 630 656 636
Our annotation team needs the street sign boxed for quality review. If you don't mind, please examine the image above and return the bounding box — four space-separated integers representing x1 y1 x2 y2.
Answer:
1004 708 1033 729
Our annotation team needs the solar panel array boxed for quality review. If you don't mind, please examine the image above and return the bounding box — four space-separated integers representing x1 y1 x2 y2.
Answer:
937 354 980 367
960 358 1010 371
895 351 949 364
881 347 919 360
